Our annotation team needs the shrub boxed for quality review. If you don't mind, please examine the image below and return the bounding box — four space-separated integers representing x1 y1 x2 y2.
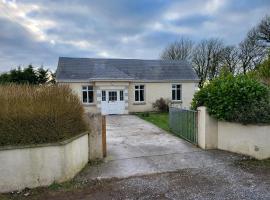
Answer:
141 112 150 117
191 74 270 124
153 98 169 112
0 84 87 146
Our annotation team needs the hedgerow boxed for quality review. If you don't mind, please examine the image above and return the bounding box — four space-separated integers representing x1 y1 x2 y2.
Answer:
0 84 87 146
191 73 270 124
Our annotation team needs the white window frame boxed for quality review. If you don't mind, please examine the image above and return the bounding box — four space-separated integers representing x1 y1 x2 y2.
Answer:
82 85 94 104
134 85 145 102
172 84 182 101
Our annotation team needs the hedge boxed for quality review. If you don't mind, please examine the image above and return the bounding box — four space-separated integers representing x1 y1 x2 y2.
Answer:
0 84 87 146
191 74 270 124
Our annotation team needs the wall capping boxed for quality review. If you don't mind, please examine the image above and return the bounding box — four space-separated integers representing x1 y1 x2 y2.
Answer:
0 132 89 151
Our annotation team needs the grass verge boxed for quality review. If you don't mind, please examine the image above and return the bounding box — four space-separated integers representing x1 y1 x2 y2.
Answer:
136 112 170 132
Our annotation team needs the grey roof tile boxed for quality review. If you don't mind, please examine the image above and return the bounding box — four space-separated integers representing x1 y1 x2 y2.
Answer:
56 57 199 81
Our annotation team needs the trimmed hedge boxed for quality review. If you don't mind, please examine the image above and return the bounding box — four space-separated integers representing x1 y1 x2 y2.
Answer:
0 84 87 146
191 74 270 124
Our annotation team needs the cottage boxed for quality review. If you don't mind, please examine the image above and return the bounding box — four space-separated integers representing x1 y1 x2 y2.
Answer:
56 57 199 115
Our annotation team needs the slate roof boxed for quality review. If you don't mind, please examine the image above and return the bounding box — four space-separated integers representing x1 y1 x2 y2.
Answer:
56 57 199 82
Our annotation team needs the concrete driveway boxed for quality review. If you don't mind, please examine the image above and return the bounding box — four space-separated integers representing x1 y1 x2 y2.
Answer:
76 115 242 181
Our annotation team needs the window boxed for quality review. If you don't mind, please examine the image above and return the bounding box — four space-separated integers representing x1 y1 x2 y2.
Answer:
172 84 181 101
82 86 93 103
135 85 144 102
108 91 117 101
120 90 124 101
102 91 106 101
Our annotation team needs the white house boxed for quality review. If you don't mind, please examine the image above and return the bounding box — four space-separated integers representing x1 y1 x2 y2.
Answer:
56 57 199 115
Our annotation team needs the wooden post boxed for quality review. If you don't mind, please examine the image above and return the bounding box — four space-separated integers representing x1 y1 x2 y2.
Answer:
102 115 107 157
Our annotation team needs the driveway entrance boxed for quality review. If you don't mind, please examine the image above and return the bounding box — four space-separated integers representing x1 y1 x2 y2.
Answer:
76 115 242 180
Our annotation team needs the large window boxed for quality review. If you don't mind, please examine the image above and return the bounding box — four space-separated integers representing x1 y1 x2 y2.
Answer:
135 85 144 102
172 84 181 101
82 86 93 103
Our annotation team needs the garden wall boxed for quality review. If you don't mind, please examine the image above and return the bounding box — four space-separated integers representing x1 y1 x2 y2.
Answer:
198 106 270 160
0 112 106 193
0 133 89 193
218 122 270 160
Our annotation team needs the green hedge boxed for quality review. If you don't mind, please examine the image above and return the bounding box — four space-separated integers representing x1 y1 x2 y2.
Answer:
192 74 270 124
0 84 87 146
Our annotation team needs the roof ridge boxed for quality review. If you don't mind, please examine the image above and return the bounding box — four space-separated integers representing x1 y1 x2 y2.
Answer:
59 56 190 64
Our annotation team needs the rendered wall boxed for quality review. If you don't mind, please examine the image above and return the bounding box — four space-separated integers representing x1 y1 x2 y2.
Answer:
197 106 218 149
63 81 197 113
197 106 270 160
128 82 197 112
218 121 270 160
0 133 89 193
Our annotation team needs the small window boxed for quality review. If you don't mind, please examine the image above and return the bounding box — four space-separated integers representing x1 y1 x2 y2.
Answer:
102 91 106 101
135 85 144 102
172 84 181 101
109 91 117 101
82 86 93 103
120 90 124 101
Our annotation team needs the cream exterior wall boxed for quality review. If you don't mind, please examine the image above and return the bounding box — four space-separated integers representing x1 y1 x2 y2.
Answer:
61 82 98 113
197 106 218 149
0 134 89 193
197 106 270 160
62 81 197 113
218 122 270 160
128 82 197 112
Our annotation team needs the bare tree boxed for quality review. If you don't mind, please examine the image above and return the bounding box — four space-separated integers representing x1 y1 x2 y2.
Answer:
221 45 239 74
161 37 193 61
257 15 270 45
192 38 224 87
238 29 266 74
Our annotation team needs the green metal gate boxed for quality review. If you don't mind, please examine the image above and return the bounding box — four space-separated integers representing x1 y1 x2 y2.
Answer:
169 107 198 145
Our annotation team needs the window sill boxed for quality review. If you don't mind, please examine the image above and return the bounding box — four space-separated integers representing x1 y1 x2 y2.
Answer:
82 103 96 107
133 102 146 105
171 100 182 103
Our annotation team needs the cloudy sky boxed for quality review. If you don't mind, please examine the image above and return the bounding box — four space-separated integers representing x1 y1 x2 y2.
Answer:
0 0 269 72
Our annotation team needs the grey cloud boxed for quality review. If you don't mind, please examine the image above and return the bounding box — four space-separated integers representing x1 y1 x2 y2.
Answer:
0 0 269 72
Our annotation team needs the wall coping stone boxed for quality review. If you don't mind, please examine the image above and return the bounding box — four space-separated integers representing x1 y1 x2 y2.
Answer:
0 132 89 151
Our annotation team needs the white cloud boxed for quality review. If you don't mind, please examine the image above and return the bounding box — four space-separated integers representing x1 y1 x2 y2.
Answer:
0 1 55 42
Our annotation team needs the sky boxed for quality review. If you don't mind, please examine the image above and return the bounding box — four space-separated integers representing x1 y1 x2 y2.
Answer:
0 0 269 72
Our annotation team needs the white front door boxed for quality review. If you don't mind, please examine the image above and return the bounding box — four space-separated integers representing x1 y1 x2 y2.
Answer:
101 90 125 115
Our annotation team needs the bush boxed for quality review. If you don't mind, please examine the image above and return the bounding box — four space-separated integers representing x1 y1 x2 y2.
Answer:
141 112 150 117
191 74 270 124
153 98 169 112
0 84 87 146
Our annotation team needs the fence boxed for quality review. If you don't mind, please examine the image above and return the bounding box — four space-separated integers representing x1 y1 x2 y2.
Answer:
169 107 198 145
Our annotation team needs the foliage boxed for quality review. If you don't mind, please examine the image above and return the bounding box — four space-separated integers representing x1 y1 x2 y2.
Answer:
252 53 270 86
152 98 169 112
191 73 270 124
0 84 87 146
0 65 55 85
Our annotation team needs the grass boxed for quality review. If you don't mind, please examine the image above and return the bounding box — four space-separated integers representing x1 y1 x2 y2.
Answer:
136 112 170 132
